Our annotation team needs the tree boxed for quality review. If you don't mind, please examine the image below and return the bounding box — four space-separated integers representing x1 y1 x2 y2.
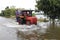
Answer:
10 6 16 16
0 6 16 17
4 6 11 17
36 0 60 27
0 6 25 18
1 10 5 16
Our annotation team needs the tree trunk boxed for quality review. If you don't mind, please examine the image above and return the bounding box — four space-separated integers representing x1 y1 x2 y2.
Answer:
59 19 60 24
52 19 55 29
50 18 51 27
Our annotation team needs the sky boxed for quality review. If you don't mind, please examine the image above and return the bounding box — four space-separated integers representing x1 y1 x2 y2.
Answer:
0 0 36 12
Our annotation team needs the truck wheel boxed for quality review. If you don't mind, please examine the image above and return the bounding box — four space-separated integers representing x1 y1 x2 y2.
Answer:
35 23 37 25
26 21 31 25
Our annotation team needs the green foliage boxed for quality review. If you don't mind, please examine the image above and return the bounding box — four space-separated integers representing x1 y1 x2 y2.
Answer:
0 6 25 18
0 6 16 18
0 14 1 15
10 6 16 16
36 0 60 19
4 8 11 17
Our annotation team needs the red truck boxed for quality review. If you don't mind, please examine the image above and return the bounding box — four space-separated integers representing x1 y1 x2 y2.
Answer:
16 10 37 25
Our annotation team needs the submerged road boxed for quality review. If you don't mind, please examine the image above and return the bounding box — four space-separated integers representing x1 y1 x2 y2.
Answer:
0 17 49 40
0 17 18 40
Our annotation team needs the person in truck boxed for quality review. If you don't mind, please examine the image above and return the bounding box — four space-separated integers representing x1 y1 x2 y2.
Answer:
15 9 25 24
15 9 21 22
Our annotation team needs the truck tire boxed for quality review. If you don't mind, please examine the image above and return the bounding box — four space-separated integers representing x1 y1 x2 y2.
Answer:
35 23 37 25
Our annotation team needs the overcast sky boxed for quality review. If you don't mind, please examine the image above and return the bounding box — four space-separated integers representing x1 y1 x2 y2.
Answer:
0 0 36 12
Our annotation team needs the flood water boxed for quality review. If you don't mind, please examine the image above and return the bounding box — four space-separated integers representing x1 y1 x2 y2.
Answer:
0 17 58 40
